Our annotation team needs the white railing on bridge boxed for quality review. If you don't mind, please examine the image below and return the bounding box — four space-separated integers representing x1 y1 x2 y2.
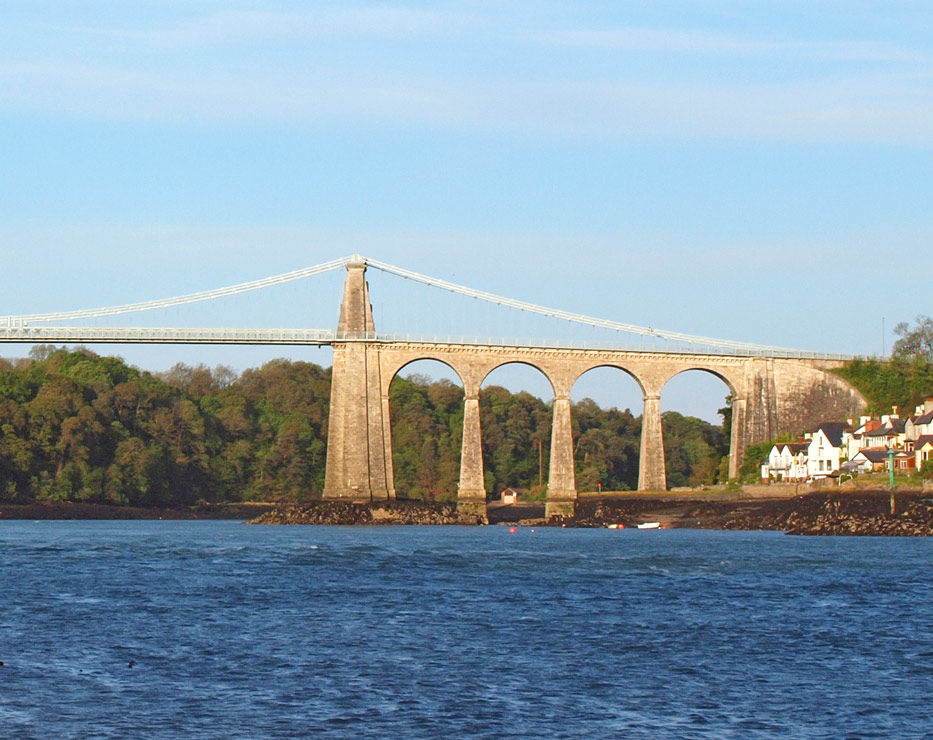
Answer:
0 327 337 345
357 333 856 360
0 326 856 360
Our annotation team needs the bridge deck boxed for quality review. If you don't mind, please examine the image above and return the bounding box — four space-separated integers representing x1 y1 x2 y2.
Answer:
0 327 855 360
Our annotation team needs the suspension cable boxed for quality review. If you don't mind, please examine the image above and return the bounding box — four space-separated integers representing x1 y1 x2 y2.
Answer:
9 252 798 355
11 256 351 323
362 256 792 354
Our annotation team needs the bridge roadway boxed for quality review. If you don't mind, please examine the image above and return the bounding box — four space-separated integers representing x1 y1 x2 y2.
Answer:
0 325 851 360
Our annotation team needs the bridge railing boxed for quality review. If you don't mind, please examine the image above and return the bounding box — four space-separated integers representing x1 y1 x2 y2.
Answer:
0 326 857 360
0 327 337 345
337 332 858 360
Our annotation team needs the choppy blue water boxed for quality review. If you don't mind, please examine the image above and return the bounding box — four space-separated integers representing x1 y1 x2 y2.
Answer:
1 522 931 739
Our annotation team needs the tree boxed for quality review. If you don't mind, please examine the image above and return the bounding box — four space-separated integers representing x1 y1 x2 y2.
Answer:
834 357 933 417
892 315 933 361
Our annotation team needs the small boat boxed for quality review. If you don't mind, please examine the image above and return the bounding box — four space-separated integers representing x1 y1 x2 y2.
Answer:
636 521 660 529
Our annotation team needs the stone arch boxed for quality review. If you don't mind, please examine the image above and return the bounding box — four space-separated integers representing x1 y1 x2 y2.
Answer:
385 358 467 502
569 364 647 493
657 364 740 401
479 361 558 500
479 359 557 399
381 353 469 397
658 367 737 489
570 362 647 398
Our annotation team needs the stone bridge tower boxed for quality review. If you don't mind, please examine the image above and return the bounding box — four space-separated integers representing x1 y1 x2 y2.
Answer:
322 257 393 501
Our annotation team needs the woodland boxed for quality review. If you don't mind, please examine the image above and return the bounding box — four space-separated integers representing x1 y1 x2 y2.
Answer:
0 346 730 506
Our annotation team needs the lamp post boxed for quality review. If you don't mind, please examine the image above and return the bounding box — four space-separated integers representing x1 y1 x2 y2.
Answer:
888 447 896 515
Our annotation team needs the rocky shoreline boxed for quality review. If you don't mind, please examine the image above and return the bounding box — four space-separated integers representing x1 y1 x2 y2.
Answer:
245 500 484 526
244 490 933 535
2 490 932 535
570 490 933 535
717 491 933 536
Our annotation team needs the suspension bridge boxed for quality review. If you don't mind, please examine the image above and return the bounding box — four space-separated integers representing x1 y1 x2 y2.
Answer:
0 254 865 518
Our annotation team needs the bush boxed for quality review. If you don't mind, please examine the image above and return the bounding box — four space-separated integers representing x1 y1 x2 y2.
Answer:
921 459 933 480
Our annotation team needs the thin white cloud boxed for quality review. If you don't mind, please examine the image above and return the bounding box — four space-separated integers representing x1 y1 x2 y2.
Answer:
1 3 931 145
24 5 477 51
1 55 931 145
528 27 932 65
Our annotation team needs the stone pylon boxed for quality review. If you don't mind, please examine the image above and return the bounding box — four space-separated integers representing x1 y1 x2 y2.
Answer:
322 257 393 501
456 375 488 519
637 393 667 491
545 391 577 518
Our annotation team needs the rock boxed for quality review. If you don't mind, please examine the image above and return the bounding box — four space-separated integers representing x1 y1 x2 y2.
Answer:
244 500 483 526
720 491 933 536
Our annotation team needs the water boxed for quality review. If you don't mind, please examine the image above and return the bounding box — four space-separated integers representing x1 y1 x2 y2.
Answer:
1 522 931 739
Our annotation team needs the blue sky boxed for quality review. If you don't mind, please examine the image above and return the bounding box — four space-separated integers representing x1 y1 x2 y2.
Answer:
1 1 931 420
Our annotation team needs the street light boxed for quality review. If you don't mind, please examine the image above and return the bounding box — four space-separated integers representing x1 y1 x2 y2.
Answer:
888 447 896 515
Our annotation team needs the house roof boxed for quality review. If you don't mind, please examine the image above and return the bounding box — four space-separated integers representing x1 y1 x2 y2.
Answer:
865 420 905 437
856 449 890 463
914 411 933 426
786 442 809 454
915 435 933 449
814 423 847 447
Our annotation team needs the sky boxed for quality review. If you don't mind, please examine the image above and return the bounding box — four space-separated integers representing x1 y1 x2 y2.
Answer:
1 0 931 422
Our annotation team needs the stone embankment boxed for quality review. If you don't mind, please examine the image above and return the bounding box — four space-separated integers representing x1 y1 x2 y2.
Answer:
245 500 485 525
719 491 933 536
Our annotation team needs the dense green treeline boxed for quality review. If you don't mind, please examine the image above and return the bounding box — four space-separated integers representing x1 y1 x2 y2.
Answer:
833 357 933 416
0 348 729 506
389 374 729 498
0 347 330 505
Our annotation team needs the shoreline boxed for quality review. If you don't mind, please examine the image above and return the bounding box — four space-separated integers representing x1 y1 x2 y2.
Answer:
2 489 932 535
0 501 277 521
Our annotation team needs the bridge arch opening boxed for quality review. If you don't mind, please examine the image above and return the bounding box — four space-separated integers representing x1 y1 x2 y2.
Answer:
387 359 465 502
660 370 734 488
570 365 645 493
480 362 555 502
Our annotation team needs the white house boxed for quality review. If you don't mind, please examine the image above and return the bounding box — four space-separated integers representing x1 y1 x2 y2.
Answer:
906 400 933 441
915 435 933 470
862 416 906 450
807 424 846 478
849 448 889 473
842 416 874 459
764 442 809 481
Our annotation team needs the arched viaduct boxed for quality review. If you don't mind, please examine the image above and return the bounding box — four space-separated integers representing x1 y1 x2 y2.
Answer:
323 261 866 517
